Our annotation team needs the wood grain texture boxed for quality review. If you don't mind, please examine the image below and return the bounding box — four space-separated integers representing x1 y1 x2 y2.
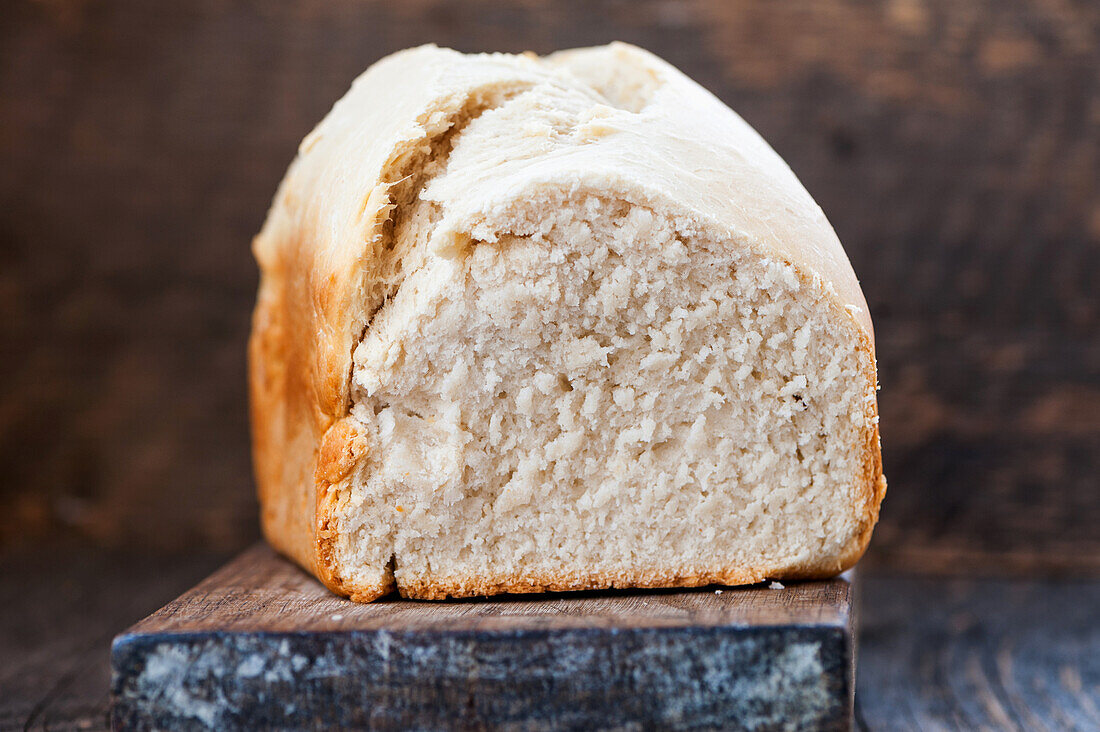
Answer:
6 543 1096 730
111 545 855 730
856 574 1100 731
0 543 226 731
126 545 854 633
0 0 1097 572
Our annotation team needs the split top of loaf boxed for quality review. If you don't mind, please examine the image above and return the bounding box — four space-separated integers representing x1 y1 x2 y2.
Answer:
250 43 885 601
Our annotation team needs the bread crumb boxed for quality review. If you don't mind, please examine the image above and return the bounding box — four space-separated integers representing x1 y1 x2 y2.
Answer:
337 157 876 598
257 43 883 604
331 613 344 621
769 581 785 590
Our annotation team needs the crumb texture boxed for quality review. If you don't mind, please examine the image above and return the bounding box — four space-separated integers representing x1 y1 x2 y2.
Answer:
338 190 874 597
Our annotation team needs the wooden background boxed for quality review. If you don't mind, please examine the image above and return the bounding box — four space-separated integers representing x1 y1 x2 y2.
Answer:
1 0 1098 574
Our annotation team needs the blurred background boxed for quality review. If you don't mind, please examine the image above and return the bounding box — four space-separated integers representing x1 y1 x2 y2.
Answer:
1 1 1097 728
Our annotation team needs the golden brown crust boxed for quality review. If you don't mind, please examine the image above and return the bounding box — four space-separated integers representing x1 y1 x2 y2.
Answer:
324 535 878 603
250 259 321 578
398 567 770 601
312 419 376 597
822 321 887 575
382 549 863 601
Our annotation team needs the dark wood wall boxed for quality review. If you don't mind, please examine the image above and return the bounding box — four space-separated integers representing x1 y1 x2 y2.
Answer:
2 0 1097 573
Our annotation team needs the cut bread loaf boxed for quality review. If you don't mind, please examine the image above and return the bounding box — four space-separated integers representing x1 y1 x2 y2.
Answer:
249 43 886 602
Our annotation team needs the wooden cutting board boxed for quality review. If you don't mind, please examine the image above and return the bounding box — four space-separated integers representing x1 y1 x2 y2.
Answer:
111 544 855 730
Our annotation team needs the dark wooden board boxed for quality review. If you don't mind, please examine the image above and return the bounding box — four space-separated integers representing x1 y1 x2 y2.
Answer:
110 544 855 730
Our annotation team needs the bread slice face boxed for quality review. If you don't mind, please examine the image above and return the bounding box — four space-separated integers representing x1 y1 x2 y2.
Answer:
250 43 885 601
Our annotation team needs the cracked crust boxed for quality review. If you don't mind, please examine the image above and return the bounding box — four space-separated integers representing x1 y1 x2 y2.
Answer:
249 43 885 602
250 47 542 594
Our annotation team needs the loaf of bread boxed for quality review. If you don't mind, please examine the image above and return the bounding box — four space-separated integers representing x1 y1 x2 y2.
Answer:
249 43 885 602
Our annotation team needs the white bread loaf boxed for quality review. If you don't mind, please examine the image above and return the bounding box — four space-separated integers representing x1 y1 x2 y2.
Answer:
249 43 885 601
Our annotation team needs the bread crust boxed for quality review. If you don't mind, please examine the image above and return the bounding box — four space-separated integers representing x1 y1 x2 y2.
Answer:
249 43 886 602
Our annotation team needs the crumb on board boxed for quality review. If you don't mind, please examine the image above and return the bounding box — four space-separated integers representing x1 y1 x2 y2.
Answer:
715 589 723 595
769 581 785 590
